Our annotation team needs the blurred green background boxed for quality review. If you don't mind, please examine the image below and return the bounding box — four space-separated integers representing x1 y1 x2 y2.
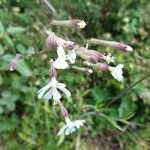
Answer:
0 0 150 149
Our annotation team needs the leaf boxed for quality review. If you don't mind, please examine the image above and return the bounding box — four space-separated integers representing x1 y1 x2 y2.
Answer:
0 44 4 55
0 62 9 71
100 113 124 131
0 54 14 71
57 134 65 147
2 90 11 98
0 74 3 85
0 91 19 112
4 35 14 48
91 86 109 104
118 99 136 119
6 26 26 34
16 59 31 77
0 20 5 32
16 44 27 54
2 54 14 62
0 106 3 114
139 89 150 105
0 115 18 132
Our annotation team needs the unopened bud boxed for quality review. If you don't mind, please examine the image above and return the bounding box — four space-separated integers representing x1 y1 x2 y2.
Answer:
90 63 110 71
46 31 63 48
46 30 76 50
51 19 86 29
77 47 103 64
58 101 69 118
63 41 76 50
49 59 57 78
72 66 93 74
71 19 86 28
9 54 21 71
90 38 133 52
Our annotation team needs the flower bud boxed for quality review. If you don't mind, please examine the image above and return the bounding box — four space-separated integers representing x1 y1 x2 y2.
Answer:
58 101 69 118
70 19 86 28
91 63 110 71
51 19 86 29
72 66 93 74
90 38 133 52
46 31 63 48
77 47 103 64
49 59 57 78
63 41 76 50
46 30 76 50
9 54 21 71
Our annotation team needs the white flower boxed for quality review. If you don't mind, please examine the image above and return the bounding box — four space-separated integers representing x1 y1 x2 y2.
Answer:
37 77 71 102
53 45 68 69
103 53 115 64
54 45 77 69
109 64 124 81
53 58 69 69
57 117 85 136
66 49 76 64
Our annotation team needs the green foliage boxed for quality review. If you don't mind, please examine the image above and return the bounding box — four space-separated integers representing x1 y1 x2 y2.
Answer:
118 97 136 119
6 26 26 35
16 59 31 77
0 0 150 150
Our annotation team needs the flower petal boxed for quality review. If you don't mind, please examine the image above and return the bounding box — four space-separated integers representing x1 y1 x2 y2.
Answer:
73 120 85 129
110 64 124 81
65 127 76 135
53 58 69 69
66 50 76 64
52 87 61 101
57 87 71 97
37 82 52 99
57 125 68 136
43 89 53 100
57 45 66 58
57 83 66 88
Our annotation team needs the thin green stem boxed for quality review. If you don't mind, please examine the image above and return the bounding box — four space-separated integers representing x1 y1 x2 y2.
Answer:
107 74 150 106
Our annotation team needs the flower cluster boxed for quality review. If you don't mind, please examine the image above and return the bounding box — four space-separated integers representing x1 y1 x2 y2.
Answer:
9 18 133 136
46 30 77 69
38 60 85 135
77 46 125 81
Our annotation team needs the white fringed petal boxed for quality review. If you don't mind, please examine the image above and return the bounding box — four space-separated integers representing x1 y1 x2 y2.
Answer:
109 64 124 81
37 82 53 99
57 86 71 97
43 89 53 100
53 58 69 69
53 44 69 69
57 83 66 88
103 53 115 64
57 45 66 58
57 117 85 136
52 87 61 101
73 120 85 129
66 50 76 64
65 127 76 135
